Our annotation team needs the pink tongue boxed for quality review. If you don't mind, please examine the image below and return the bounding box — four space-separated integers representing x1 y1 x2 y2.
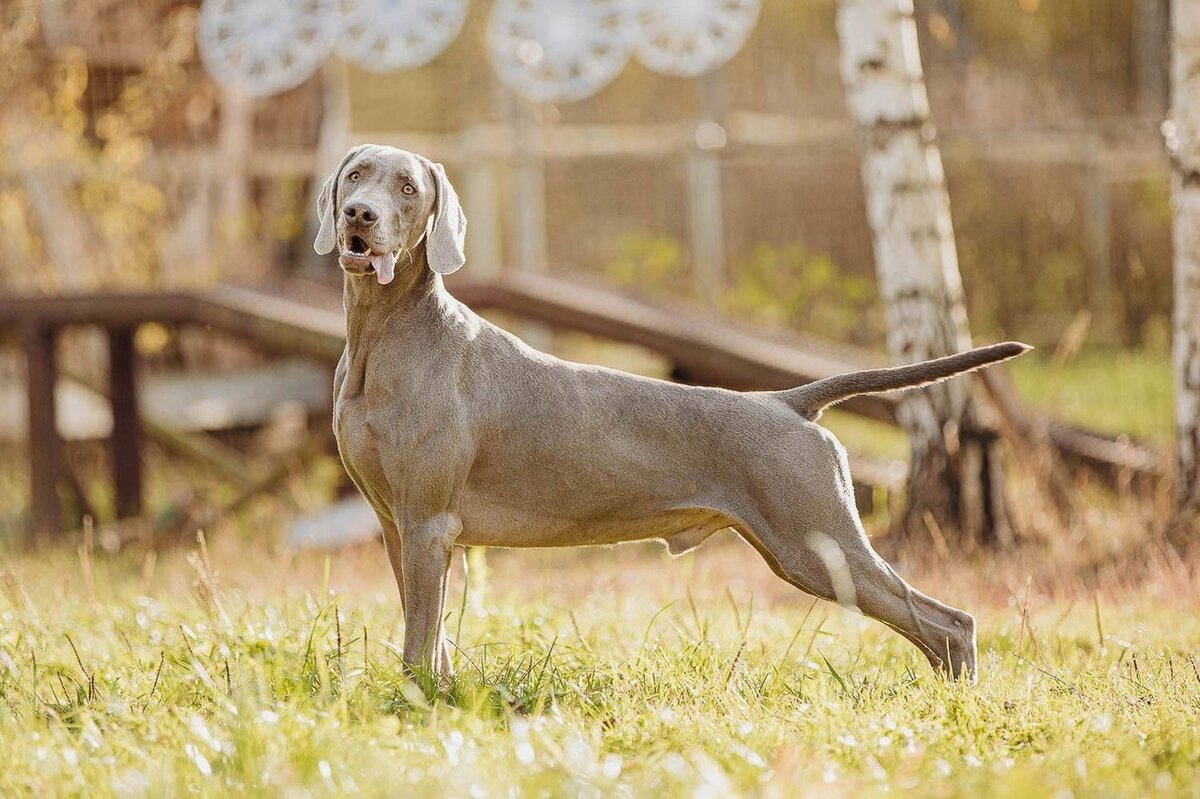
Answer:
371 252 394 285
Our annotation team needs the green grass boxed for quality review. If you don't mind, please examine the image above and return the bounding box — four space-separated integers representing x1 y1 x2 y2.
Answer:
1 542 1198 797
1006 348 1173 442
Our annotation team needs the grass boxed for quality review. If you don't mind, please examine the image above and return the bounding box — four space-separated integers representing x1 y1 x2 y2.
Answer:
0 339 1183 796
1 532 1198 798
1007 348 1174 442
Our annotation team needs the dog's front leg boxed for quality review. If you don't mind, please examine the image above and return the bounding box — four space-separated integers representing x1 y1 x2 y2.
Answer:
378 513 456 677
377 512 406 600
399 512 461 677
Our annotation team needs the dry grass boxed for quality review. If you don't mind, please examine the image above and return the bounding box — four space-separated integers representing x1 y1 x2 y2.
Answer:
1 488 1198 797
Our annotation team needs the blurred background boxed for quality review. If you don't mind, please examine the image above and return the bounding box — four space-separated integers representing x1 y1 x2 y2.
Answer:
0 0 1183 555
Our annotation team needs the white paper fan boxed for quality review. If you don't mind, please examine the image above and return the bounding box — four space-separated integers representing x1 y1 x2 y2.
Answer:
337 0 469 73
197 0 342 97
488 0 637 103
635 0 760 78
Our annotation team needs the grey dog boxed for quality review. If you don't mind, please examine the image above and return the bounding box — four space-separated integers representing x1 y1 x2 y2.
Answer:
315 144 1027 682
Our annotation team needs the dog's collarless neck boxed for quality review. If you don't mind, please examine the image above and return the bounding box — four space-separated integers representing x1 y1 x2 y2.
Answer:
342 251 441 320
340 250 450 398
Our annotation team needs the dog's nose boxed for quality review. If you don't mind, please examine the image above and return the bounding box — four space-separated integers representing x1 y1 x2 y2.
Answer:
343 201 378 226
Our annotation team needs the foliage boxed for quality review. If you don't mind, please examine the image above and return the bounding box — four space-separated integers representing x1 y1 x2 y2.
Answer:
0 542 1198 797
0 2 201 292
604 234 689 295
723 244 880 344
605 236 882 345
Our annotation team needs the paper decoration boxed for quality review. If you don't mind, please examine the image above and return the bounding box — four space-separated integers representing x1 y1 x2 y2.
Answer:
337 0 469 73
488 0 637 103
635 0 760 78
197 0 342 97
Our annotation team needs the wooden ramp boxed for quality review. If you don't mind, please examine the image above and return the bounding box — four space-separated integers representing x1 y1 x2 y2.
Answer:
199 275 1168 488
0 273 1165 538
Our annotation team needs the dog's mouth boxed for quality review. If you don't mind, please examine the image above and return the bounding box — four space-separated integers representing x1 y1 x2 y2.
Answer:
339 235 398 285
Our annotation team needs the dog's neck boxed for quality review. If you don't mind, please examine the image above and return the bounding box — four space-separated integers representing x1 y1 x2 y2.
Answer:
342 247 444 332
340 247 452 401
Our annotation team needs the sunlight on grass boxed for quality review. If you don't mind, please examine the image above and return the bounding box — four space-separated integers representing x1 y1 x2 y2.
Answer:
1009 348 1173 442
1 547 1198 797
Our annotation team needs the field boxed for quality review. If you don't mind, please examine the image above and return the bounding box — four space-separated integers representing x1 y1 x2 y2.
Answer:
2 525 1198 798
0 345 1191 797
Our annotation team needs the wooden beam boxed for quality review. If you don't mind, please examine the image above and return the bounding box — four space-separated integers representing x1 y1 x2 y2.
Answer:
189 285 347 363
0 292 193 328
23 325 61 544
108 327 143 519
61 367 262 486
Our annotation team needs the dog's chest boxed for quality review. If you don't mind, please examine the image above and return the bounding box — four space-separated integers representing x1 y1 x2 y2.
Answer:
333 390 417 485
332 352 460 502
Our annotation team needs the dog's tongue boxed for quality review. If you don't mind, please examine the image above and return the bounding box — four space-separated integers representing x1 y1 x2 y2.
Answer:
371 252 394 285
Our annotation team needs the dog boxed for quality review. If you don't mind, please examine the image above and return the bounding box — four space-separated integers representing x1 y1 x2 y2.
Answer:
314 144 1028 682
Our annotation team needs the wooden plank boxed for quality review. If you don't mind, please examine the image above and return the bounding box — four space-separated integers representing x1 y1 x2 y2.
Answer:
108 327 142 519
189 285 346 363
452 273 898 423
1045 421 1168 488
0 292 193 329
23 325 61 543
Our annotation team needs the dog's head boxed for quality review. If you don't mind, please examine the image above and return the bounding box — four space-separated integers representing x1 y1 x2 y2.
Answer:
313 144 467 284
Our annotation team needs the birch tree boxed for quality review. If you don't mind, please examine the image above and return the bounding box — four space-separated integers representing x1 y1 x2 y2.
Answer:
1168 0 1200 519
837 0 1012 545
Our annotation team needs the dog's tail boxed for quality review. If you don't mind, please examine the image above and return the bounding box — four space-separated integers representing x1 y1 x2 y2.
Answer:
778 341 1031 421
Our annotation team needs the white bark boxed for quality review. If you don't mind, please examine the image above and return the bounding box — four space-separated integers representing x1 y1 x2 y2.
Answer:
837 0 1008 543
1169 0 1200 512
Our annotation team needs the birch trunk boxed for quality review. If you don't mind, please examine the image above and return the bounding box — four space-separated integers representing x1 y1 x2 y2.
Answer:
1169 0 1200 518
837 0 1012 546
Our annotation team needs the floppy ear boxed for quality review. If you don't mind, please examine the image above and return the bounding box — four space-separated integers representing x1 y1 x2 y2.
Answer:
313 146 364 255
425 162 467 274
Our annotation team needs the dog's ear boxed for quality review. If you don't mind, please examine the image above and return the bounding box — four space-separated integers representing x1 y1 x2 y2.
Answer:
313 146 365 255
425 161 467 274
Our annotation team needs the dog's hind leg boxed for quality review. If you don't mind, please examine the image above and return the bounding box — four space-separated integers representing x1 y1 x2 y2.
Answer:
746 518 977 680
743 432 977 680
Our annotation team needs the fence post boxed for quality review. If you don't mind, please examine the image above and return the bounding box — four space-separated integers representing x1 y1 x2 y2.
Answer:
109 326 143 520
460 124 504 279
687 70 727 304
1134 0 1170 119
1084 145 1114 333
218 86 254 274
23 325 61 544
508 95 550 349
511 98 548 274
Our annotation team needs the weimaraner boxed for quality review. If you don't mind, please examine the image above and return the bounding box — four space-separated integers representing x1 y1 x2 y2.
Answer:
315 144 1028 683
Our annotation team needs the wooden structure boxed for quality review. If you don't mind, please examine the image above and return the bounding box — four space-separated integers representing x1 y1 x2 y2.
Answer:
0 273 1166 543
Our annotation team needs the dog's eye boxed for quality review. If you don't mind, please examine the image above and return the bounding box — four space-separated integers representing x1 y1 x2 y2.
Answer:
401 184 416 195
347 171 360 182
